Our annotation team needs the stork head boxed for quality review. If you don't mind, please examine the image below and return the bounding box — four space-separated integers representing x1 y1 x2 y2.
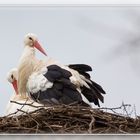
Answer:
24 33 47 56
7 68 18 95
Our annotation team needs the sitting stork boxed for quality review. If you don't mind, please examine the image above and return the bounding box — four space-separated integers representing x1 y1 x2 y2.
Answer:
15 33 106 107
6 68 42 116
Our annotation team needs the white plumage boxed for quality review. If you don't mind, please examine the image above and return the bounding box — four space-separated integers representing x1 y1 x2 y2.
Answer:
5 95 41 116
27 70 53 94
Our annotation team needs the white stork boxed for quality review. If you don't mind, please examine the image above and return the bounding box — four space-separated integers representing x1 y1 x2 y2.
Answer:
16 33 106 107
6 68 42 116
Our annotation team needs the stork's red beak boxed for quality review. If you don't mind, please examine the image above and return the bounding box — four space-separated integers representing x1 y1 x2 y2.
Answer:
12 80 18 95
34 41 47 56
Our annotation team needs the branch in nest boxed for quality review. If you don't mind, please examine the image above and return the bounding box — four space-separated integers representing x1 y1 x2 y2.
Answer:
88 116 95 133
95 103 132 116
96 103 131 110
10 100 45 108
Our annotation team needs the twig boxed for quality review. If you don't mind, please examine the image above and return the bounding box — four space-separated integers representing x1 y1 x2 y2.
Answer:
97 104 131 110
10 100 45 108
42 121 55 133
88 116 95 133
134 104 137 118
122 102 130 117
7 99 29 117
96 103 132 117
17 109 40 127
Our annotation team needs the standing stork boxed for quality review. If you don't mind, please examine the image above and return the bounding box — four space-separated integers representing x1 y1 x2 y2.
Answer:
17 33 106 107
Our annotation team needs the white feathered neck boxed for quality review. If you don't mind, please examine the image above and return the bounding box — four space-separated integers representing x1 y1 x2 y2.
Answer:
17 46 39 97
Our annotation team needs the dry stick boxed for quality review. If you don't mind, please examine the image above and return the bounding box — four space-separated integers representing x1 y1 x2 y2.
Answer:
134 105 137 118
10 100 45 108
96 104 131 110
88 116 95 133
42 121 55 133
17 108 39 125
17 108 40 133
10 101 77 108
7 100 29 117
9 100 54 119
95 104 132 117
122 102 130 117
96 120 119 130
118 128 128 134
63 124 79 132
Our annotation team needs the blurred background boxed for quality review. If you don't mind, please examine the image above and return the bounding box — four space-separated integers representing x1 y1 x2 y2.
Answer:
0 6 140 117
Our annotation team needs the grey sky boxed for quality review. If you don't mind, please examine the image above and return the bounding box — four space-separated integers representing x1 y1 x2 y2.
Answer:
0 6 140 116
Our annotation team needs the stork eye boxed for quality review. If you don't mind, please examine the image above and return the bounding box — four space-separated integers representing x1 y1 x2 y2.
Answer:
11 74 14 79
29 37 33 40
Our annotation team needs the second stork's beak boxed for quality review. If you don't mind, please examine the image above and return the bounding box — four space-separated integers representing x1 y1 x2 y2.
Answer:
12 80 18 95
34 40 47 56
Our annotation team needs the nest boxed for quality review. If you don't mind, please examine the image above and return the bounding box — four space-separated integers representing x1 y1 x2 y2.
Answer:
0 103 140 134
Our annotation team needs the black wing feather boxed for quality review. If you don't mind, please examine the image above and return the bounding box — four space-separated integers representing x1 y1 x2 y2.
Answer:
68 64 92 72
68 64 106 107
30 64 89 106
47 65 72 78
68 64 92 79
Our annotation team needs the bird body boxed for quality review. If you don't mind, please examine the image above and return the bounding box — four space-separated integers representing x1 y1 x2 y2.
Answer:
26 63 105 107
26 64 91 106
5 94 41 116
